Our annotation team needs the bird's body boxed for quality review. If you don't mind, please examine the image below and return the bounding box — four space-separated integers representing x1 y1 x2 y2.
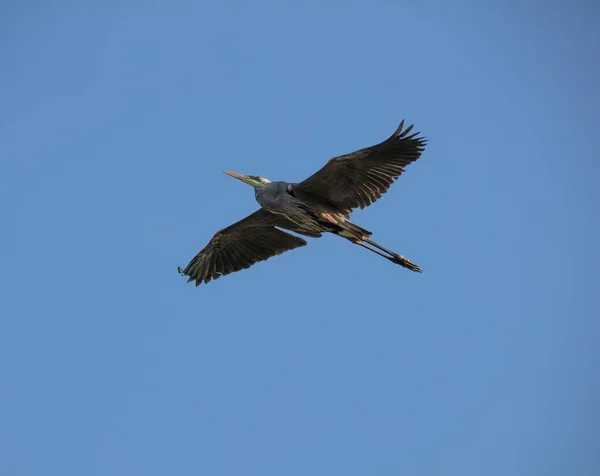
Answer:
255 181 344 235
179 120 427 286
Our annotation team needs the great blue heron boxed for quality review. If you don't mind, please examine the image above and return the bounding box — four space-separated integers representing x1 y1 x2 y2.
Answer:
178 120 426 286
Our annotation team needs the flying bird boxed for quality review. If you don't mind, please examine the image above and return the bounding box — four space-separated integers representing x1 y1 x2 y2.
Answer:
178 120 427 286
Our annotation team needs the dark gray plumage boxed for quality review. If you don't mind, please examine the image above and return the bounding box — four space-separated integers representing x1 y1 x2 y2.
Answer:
178 120 427 286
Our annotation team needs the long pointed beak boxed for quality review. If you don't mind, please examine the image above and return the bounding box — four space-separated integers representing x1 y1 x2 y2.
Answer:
223 171 249 182
223 171 258 187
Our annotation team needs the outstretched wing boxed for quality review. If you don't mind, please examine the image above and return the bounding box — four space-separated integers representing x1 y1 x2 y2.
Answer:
295 120 427 214
178 209 312 286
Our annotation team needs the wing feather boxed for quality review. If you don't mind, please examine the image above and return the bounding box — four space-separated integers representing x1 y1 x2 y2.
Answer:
178 209 311 286
295 120 427 214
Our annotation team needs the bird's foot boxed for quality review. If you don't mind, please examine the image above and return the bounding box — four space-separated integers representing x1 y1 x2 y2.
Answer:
391 254 423 273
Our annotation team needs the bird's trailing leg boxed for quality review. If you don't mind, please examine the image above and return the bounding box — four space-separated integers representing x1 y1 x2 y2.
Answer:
358 238 423 272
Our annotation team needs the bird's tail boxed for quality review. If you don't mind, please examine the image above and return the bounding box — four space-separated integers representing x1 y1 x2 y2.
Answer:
336 221 372 243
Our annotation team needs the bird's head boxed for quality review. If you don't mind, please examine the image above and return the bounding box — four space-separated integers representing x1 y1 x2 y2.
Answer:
223 171 272 189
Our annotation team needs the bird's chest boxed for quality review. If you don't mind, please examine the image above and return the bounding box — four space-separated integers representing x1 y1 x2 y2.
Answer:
255 189 283 211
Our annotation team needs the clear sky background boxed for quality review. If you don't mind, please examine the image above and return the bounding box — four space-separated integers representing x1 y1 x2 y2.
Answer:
1 1 599 475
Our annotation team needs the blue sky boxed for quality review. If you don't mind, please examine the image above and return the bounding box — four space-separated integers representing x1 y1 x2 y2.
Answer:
1 1 599 475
